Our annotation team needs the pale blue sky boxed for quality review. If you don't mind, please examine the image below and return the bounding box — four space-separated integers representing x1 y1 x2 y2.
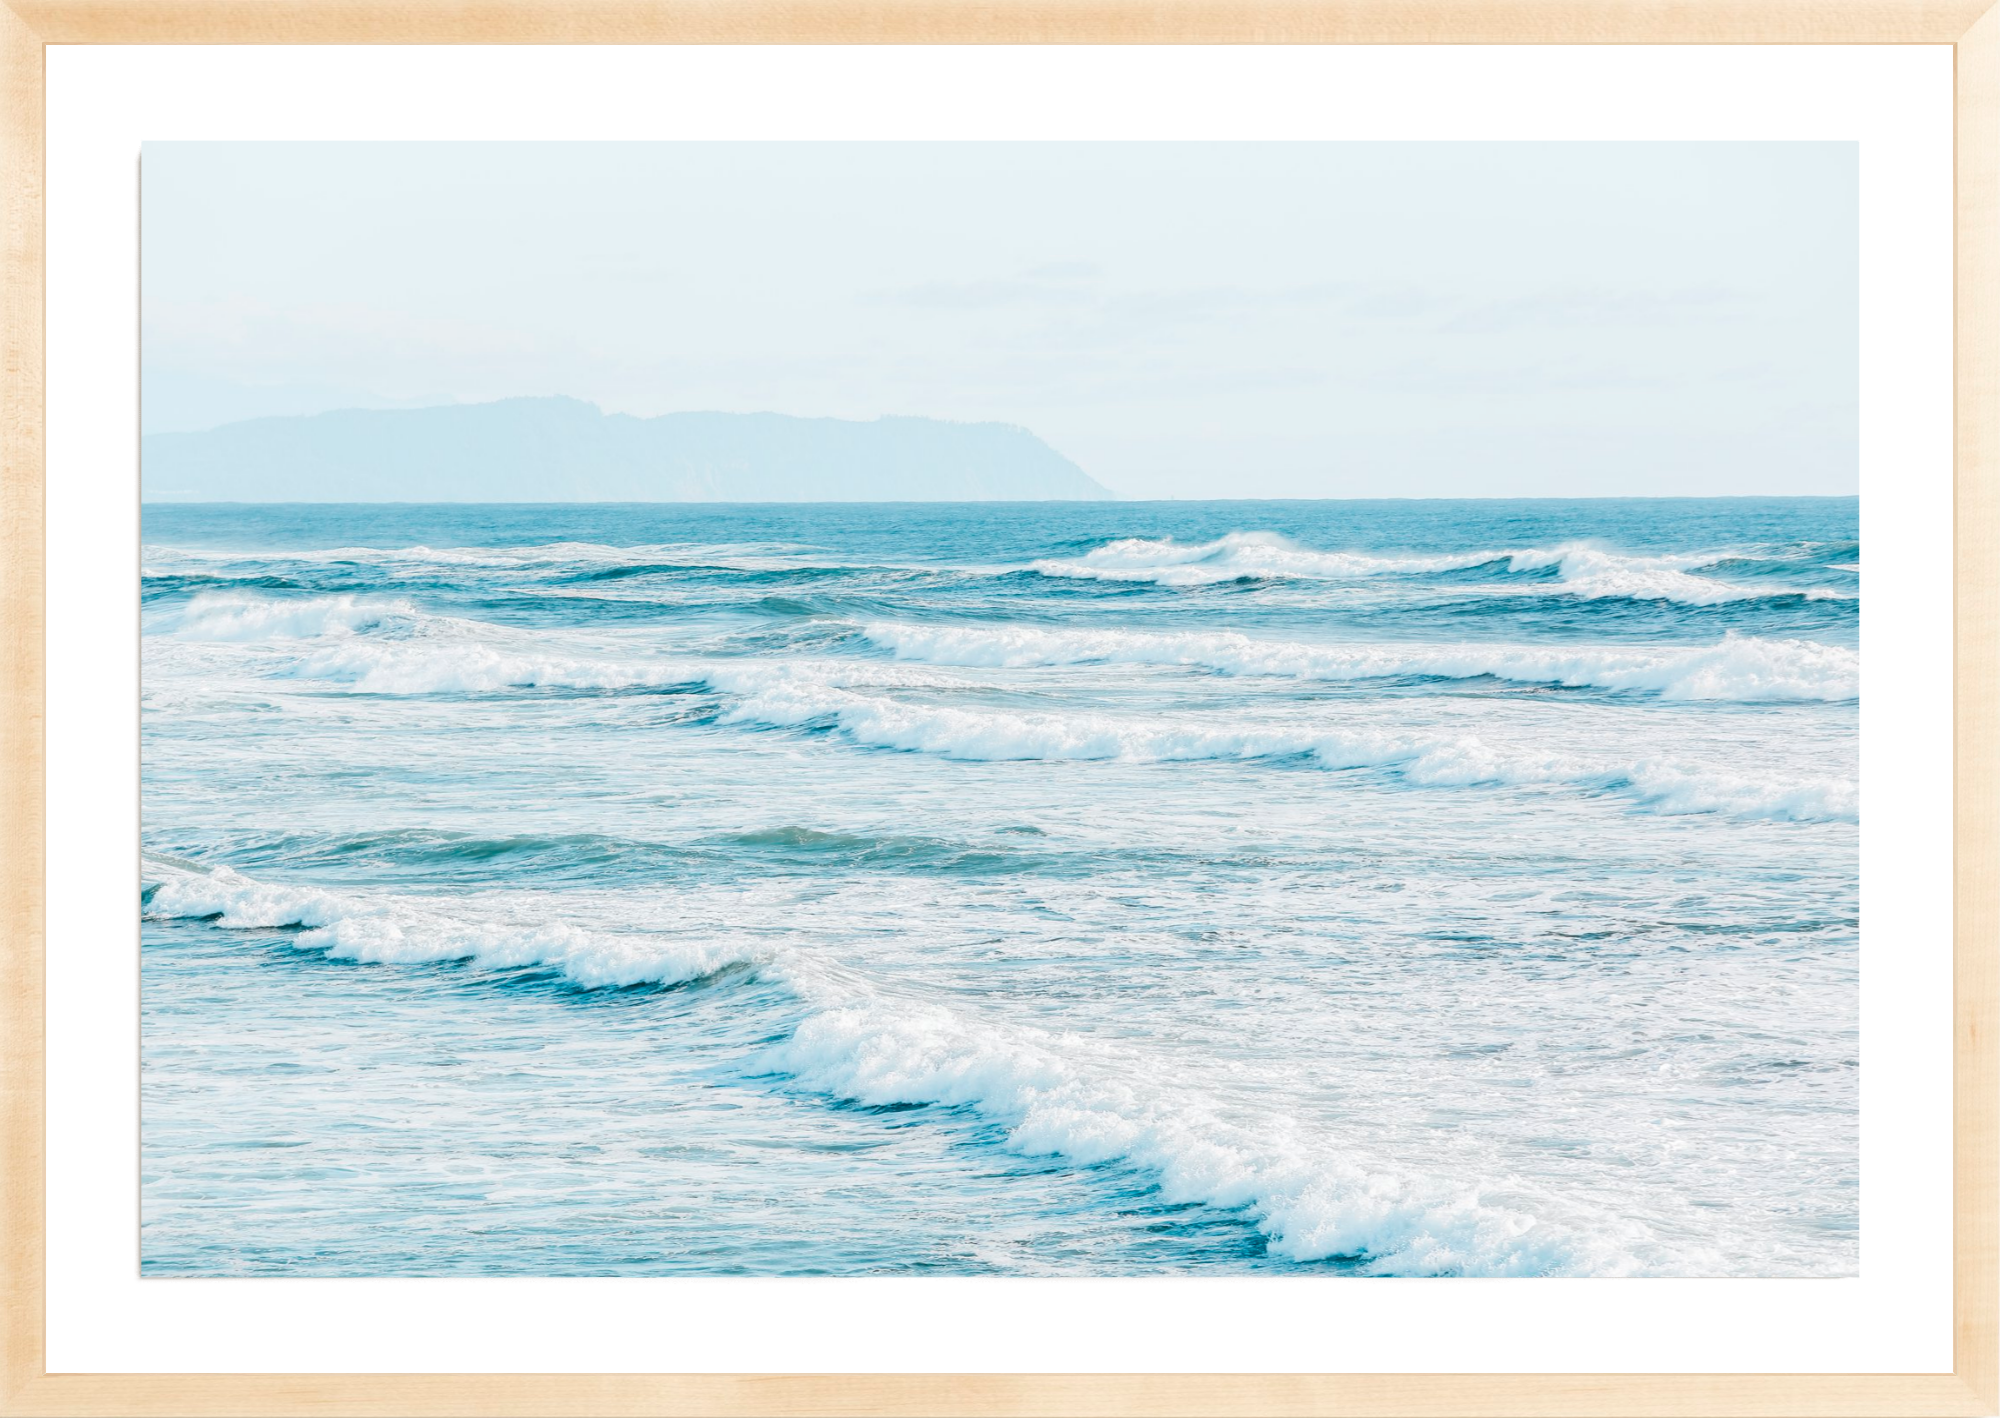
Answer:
141 142 1857 499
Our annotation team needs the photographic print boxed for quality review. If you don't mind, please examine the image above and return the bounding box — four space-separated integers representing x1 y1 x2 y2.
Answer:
137 141 1859 1279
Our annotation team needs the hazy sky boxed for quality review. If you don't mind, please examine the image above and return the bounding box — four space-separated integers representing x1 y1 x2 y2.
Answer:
142 142 1857 499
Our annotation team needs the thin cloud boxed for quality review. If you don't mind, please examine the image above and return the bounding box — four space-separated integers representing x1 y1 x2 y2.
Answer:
1439 284 1744 334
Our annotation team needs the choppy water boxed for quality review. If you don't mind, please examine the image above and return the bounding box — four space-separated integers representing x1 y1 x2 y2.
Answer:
140 499 1860 1276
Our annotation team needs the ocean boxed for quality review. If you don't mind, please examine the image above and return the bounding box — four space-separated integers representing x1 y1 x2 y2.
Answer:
138 498 1860 1277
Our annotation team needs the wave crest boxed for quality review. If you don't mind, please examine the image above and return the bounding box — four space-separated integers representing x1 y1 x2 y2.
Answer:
175 592 420 641
1031 532 1851 605
142 860 758 988
1506 543 1841 606
766 990 1678 1276
713 671 1856 822
1031 532 1496 586
138 857 1747 1276
863 623 1858 702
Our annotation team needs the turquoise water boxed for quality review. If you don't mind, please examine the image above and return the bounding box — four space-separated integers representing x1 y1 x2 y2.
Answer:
140 499 1859 1276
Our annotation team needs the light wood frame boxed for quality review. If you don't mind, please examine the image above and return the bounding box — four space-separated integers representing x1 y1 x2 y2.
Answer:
1 7 1992 1415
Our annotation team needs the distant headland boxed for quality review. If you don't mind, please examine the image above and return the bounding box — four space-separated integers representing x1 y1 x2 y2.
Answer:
141 396 1114 503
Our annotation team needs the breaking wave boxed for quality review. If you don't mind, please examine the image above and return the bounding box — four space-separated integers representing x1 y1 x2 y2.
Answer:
154 592 1856 823
143 855 1691 1276
711 671 1856 822
280 641 971 697
174 592 421 641
140 502 1863 1280
765 990 1690 1276
1031 532 1850 605
287 640 701 695
1502 544 1843 606
863 623 1858 702
1031 532 1497 586
142 858 759 988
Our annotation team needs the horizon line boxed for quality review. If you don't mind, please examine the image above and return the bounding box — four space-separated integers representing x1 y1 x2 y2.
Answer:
140 492 1862 507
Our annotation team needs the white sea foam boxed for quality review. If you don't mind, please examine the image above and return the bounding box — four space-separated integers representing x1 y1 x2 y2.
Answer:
160 593 1857 820
713 673 1856 821
762 982 1685 1276
161 588 695 693
165 591 695 694
288 640 699 695
862 623 1858 702
176 592 421 641
1031 532 1498 586
142 856 1679 1276
286 641 975 697
1029 532 1850 604
140 500 1866 1281
1501 543 1845 606
142 859 758 988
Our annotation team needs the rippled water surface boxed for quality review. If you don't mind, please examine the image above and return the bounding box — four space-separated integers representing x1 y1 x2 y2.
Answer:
140 499 1860 1276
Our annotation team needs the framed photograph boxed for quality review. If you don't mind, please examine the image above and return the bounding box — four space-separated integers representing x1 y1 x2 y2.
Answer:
2 5 1993 1415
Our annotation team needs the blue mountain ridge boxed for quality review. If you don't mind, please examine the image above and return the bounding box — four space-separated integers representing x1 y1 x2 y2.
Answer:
142 396 1114 502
